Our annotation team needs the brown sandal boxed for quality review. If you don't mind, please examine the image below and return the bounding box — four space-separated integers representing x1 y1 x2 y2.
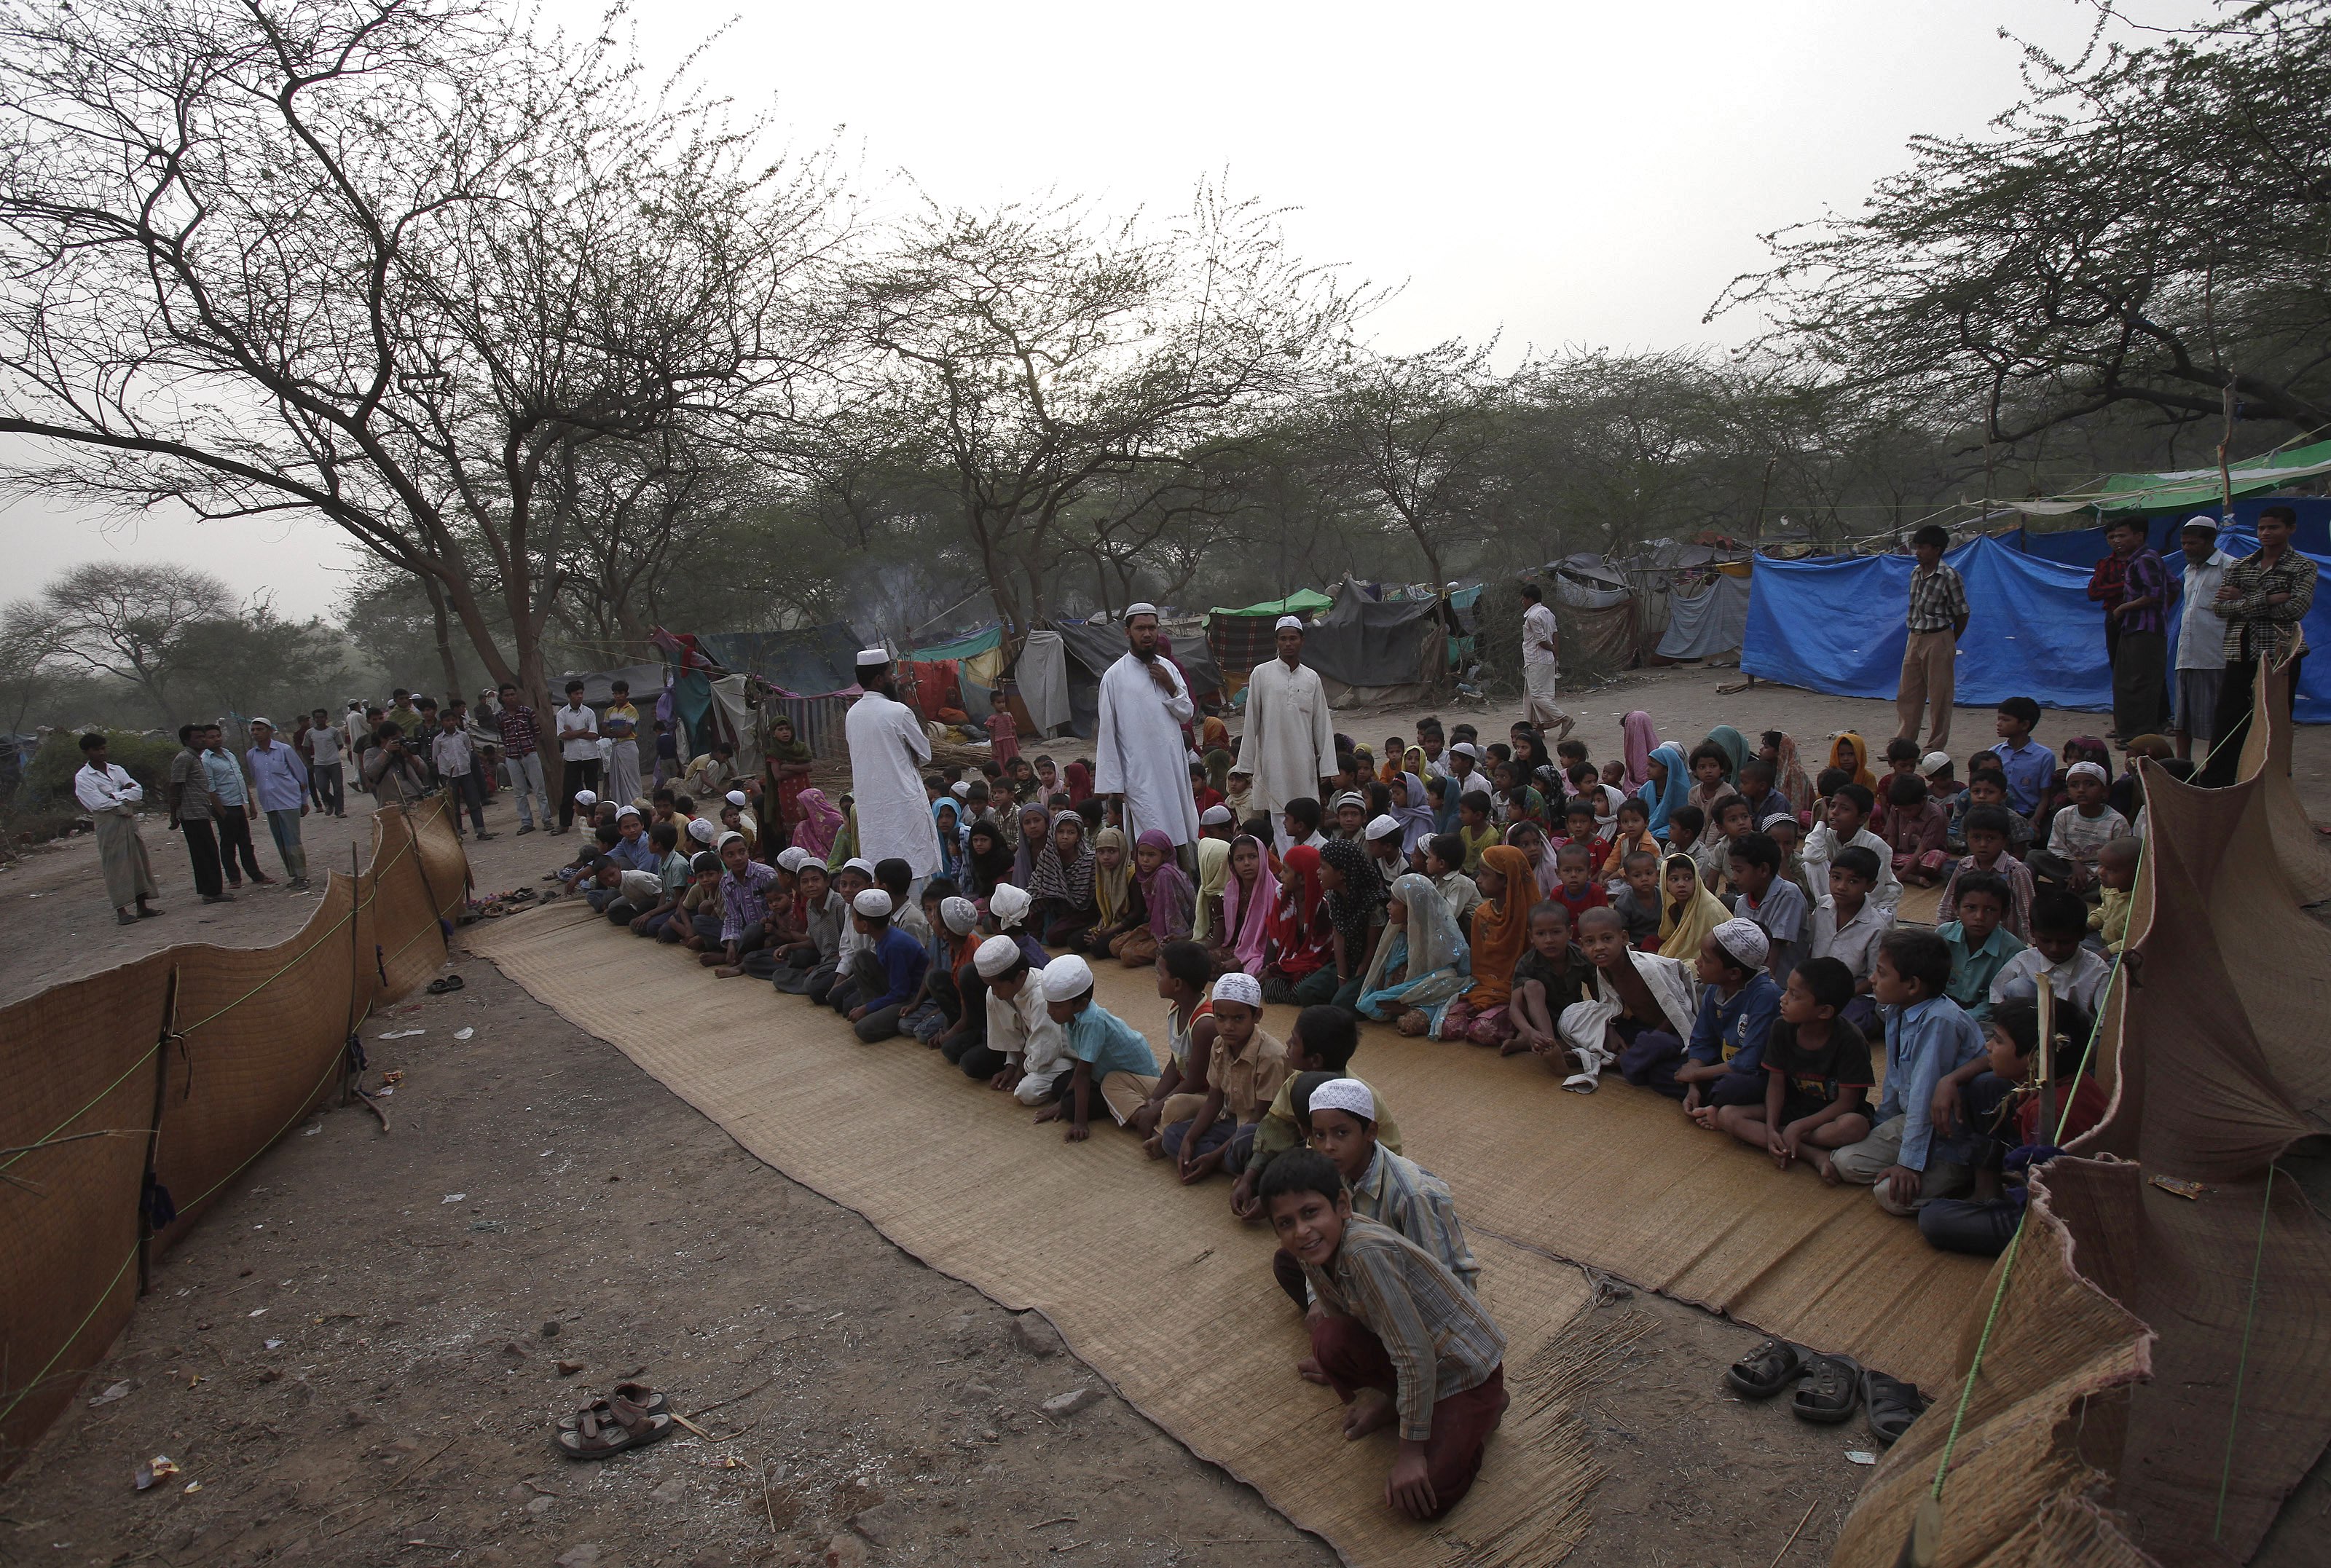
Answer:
554 1390 673 1458
557 1382 669 1431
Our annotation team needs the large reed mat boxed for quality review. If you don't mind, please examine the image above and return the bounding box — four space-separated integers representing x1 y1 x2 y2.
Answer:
472 895 1991 1561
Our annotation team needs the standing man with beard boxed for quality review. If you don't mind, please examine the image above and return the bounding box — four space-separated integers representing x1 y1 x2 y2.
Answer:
1095 604 1200 855
846 647 944 894
1236 615 1339 854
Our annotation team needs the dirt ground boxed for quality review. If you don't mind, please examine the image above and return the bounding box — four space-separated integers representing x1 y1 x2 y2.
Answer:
5 667 2323 1565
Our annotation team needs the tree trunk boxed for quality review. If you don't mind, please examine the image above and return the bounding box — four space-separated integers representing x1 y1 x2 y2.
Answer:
422 574 463 699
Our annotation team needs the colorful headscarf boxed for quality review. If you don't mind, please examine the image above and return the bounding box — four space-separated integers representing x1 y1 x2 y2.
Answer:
1771 732 1814 814
1621 711 1661 790
1705 725 1750 778
1010 802 1053 885
1135 829 1195 941
1267 844 1332 978
1637 741 1691 840
1090 826 1132 924
1027 811 1093 908
1318 835 1385 957
1657 850 1732 961
1191 835 1231 944
1465 844 1536 1008
1827 732 1876 790
1390 771 1437 855
1222 835 1276 975
790 788 844 862
1065 760 1096 803
930 800 963 880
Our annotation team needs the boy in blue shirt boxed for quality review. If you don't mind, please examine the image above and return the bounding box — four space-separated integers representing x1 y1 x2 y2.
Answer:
1831 929 1989 1215
1621 917 1780 1116
1033 955 1158 1143
842 888 929 1043
1936 870 2024 1025
1987 696 2056 817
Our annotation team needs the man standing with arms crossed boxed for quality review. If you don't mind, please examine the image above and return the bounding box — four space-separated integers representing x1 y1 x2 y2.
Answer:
1517 581 1573 741
1236 615 1339 854
1895 524 1970 752
846 647 943 896
2200 504 2316 786
1094 604 1200 857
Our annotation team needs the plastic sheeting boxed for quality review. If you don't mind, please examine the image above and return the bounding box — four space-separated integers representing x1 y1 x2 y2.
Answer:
2002 500 2331 564
1743 535 2330 721
696 624 865 696
1654 573 1751 660
1015 630 1071 735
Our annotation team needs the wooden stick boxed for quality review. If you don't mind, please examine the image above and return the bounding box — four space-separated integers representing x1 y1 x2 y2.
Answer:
2035 972 2056 1144
684 1375 773 1419
1766 1499 1820 1568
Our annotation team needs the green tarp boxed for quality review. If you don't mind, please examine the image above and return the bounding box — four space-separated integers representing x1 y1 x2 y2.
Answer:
2016 438 2331 516
903 624 1005 663
1206 588 1335 618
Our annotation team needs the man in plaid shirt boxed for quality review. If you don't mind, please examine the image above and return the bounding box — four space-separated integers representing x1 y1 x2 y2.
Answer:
1895 524 1970 751
2199 505 2317 784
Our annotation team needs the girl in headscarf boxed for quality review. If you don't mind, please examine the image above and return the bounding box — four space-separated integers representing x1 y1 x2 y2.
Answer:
1316 836 1387 1006
1636 742 1690 842
1009 803 1053 886
1262 843 1333 1004
1027 811 1096 945
790 787 845 864
1223 764 1254 825
761 714 816 846
1762 730 1814 816
1504 820 1561 899
1703 725 1750 779
1439 843 1535 1046
1115 828 1194 966
930 799 964 882
1211 833 1275 976
1064 759 1096 804
1389 771 1437 858
1656 850 1731 961
1201 713 1230 755
824 800 859 872
962 818 1014 901
1621 710 1661 790
1826 732 1876 791
1356 872 1474 1037
1191 835 1231 945
1427 773 1460 839
1202 747 1233 797
1079 826 1144 958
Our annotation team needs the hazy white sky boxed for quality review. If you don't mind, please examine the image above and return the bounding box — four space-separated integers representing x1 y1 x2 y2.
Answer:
3 0 2206 617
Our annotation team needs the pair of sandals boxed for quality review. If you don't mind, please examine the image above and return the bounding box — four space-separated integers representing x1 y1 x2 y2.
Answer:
554 1382 675 1459
1726 1339 1930 1445
426 973 465 994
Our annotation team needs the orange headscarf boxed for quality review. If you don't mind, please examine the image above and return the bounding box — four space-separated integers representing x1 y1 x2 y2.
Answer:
1465 844 1536 1009
1826 732 1876 791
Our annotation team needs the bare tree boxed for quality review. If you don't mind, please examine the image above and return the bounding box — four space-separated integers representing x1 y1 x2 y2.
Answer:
39 562 233 724
0 0 846 774
1315 340 1505 588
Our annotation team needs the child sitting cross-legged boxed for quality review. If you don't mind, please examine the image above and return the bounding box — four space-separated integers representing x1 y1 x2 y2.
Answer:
1155 971 1284 1183
840 889 930 1043
1128 941 1218 1140
1505 902 1595 1063
1917 996 2107 1258
1711 956 1872 1179
1281 1077 1477 1309
1354 873 1475 1039
965 935 1069 1096
1937 803 2035 940
1560 907 1698 1092
1231 1005 1403 1223
1621 918 1780 1120
1938 870 2024 1025
1830 929 1989 1215
1031 955 1159 1143
1259 1149 1509 1522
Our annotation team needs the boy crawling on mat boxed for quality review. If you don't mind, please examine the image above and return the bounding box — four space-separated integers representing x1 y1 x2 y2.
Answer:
1262 1149 1508 1521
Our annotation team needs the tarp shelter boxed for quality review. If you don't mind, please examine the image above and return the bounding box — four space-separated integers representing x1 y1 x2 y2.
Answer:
695 624 865 696
1047 618 1225 741
2000 497 2331 563
1204 589 1338 690
2008 436 2331 516
1654 571 1752 661
1743 533 2331 722
1015 629 1072 736
1297 580 1448 704
1551 556 1640 669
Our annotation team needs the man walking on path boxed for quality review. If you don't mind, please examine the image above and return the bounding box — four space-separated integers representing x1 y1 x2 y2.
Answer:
2200 505 2316 786
76 733 161 926
497 682 552 835
203 723 270 888
304 708 347 816
244 717 312 889
1895 524 1969 752
554 680 601 834
2104 518 2172 741
1235 615 1338 854
1095 604 1200 853
846 648 943 889
1518 582 1573 741
2172 517 2233 760
168 722 229 904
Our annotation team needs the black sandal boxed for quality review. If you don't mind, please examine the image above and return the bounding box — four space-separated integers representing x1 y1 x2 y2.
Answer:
1864 1371 1930 1445
426 974 465 994
1725 1338 1805 1399
1790 1355 1863 1425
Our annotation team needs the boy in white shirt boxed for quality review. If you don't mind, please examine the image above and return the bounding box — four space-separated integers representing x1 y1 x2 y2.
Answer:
1989 889 2112 1017
1802 782 1902 911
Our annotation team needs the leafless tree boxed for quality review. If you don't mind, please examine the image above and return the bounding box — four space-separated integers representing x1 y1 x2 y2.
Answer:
37 562 234 724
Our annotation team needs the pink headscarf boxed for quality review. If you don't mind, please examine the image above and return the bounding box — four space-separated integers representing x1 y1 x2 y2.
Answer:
1221 835 1276 976
1622 711 1660 791
790 788 845 861
1134 828 1194 941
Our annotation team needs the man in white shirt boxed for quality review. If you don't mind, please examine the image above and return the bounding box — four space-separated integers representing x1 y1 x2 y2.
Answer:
432 709 495 841
554 679 600 834
305 706 347 816
2172 516 2233 759
1235 616 1338 854
1094 605 1200 854
845 652 943 888
74 732 161 925
1519 581 1574 740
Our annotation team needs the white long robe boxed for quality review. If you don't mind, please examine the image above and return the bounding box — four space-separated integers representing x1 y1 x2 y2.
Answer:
1557 948 1700 1092
1094 653 1200 846
846 690 943 878
1233 656 1337 816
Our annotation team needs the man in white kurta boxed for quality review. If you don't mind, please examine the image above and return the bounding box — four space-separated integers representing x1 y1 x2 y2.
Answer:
846 650 943 883
1520 581 1573 739
1235 616 1338 852
1093 606 1200 848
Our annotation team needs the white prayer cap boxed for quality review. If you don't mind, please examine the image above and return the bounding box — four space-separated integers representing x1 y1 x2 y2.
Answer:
248 715 274 730
716 830 744 851
2067 761 2108 783
855 647 890 667
1761 811 1798 832
725 789 748 808
1125 602 1160 619
1364 813 1402 842
1210 972 1262 1010
1199 803 1233 826
1330 790 1364 811
1039 953 1095 1001
974 934 1023 979
616 804 641 819
2181 513 2220 535
777 846 808 871
1274 615 1303 632
686 818 717 843
1711 917 1769 969
988 883 1032 928
1450 742 1482 760
842 856 876 878
853 889 894 918
1919 752 1954 778
1309 1077 1376 1122
574 789 598 806
951 781 972 799
940 896 980 935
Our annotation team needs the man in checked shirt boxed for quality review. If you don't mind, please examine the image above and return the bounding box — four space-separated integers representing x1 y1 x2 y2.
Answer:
1261 1149 1508 1521
2199 504 2318 786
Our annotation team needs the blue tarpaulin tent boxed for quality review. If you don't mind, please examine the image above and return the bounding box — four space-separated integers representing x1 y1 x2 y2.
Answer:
1743 534 2328 722
2000 498 2331 564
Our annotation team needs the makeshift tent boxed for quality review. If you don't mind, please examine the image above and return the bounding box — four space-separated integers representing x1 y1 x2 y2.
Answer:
1204 588 1337 690
1652 572 1751 661
1015 629 1072 736
1550 557 1640 669
694 624 865 696
1047 618 1225 741
2001 498 2331 564
1206 588 1336 618
2008 436 2331 516
1297 580 1448 704
561 663 668 706
1742 533 2330 722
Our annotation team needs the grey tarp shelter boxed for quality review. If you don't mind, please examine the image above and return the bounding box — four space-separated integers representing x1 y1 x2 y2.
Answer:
1047 618 1226 740
1654 572 1752 660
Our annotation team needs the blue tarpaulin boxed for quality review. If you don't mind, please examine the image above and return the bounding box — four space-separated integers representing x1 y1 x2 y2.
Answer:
1743 535 2329 723
2000 498 2331 564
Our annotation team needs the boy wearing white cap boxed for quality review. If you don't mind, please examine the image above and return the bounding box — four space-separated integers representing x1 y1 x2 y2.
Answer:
1298 1077 1477 1297
838 888 930 1042
964 934 1070 1098
1032 956 1158 1142
1618 917 1781 1118
1156 970 1284 1182
2043 761 2128 892
1362 813 1405 880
